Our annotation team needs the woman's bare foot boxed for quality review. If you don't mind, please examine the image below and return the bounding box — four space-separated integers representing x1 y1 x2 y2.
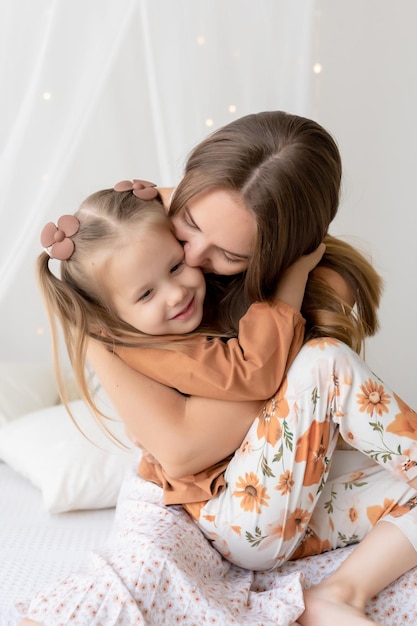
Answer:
298 584 381 626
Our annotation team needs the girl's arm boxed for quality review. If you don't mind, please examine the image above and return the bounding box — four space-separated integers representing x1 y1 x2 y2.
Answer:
88 340 260 478
273 243 326 309
113 245 324 402
114 300 304 401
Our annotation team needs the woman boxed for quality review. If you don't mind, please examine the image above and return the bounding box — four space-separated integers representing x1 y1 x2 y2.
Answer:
21 112 416 626
89 113 417 626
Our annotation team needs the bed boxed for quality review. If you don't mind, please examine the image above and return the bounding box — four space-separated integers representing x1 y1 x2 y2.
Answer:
1 363 417 625
0 462 115 626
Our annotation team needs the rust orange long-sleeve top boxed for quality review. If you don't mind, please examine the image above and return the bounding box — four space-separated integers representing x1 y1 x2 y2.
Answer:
114 300 306 505
115 300 305 402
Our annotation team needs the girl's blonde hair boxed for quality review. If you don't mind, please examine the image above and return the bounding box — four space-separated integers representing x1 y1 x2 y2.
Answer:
37 189 184 436
170 110 383 352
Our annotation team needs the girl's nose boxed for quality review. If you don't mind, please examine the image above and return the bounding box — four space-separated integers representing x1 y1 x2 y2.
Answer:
166 282 187 307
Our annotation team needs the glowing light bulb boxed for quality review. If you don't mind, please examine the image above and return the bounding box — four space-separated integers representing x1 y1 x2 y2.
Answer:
36 327 45 335
313 63 322 75
43 92 52 100
205 118 214 127
228 105 237 113
197 36 205 45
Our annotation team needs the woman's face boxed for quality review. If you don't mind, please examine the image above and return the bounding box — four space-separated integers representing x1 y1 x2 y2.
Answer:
171 188 257 275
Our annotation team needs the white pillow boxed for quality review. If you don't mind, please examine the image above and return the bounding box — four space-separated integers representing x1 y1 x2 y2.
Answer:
0 395 140 513
0 362 60 425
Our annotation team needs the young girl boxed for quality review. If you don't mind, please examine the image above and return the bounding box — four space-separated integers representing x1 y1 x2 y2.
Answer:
37 179 324 476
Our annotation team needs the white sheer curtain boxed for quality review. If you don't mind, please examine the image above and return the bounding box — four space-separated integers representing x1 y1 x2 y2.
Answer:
0 0 314 362
0 0 138 298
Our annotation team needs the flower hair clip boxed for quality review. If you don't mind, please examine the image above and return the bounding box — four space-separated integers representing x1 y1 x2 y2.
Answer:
40 215 80 260
113 179 159 200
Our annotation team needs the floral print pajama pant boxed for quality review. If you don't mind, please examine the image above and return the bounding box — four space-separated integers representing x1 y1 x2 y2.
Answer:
194 338 417 571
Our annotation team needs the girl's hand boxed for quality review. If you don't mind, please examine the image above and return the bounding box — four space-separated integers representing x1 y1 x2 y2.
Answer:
274 243 326 311
295 243 326 274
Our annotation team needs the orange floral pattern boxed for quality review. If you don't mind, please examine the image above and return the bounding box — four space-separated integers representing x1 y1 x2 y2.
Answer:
281 507 311 541
389 495 417 518
276 470 294 495
367 498 397 525
307 337 341 350
256 397 282 446
233 472 270 513
386 392 417 441
295 418 332 486
356 379 390 417
194 340 417 571
256 379 289 445
290 527 332 559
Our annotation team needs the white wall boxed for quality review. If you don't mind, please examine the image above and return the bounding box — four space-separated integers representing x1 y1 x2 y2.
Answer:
315 1 417 405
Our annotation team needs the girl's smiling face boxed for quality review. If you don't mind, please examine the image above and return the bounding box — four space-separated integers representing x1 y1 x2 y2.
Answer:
107 226 206 336
171 188 257 275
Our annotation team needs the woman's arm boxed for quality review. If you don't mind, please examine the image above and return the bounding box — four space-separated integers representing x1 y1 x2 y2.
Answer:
88 340 260 477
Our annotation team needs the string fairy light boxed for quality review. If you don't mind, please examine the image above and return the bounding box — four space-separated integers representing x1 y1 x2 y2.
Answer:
43 92 52 101
205 118 214 127
312 7 322 119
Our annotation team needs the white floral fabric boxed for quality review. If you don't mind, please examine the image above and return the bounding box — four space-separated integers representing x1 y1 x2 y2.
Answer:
17 465 417 625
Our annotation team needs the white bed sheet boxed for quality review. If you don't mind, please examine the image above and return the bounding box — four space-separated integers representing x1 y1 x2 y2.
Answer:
0 462 115 626
2 461 417 625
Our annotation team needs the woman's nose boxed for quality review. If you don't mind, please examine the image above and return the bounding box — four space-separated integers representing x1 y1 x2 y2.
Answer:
183 240 208 268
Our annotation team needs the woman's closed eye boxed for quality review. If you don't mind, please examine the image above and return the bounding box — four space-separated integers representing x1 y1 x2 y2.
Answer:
221 251 246 264
181 212 197 230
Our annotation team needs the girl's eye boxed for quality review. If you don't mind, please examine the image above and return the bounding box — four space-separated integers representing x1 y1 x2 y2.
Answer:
138 289 153 302
170 260 185 274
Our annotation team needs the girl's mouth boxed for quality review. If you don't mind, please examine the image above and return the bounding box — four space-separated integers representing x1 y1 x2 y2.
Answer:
171 297 195 321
